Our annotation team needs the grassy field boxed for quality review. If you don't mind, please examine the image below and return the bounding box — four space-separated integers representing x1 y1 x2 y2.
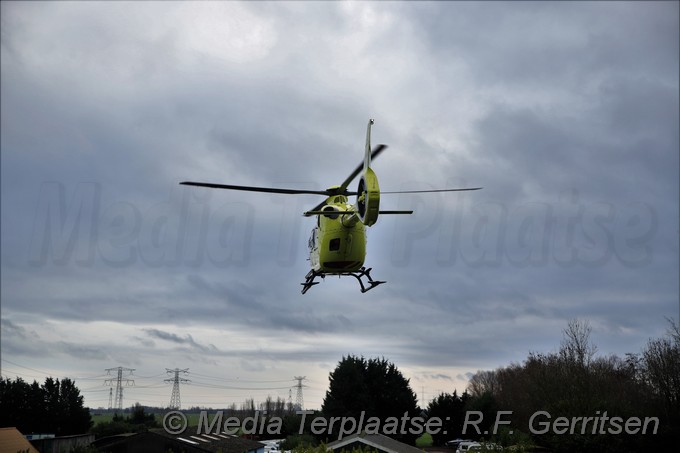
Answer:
91 413 117 426
91 411 212 427
416 433 433 447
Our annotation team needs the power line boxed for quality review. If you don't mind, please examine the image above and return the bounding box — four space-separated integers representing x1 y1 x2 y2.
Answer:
1 359 108 381
1 358 54 376
189 371 295 383
189 381 294 391
132 372 167 379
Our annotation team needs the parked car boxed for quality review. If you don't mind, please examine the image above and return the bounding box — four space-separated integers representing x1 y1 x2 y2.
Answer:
467 442 503 452
445 438 468 448
456 441 481 453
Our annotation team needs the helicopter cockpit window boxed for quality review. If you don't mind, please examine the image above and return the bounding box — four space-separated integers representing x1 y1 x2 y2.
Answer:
329 238 341 251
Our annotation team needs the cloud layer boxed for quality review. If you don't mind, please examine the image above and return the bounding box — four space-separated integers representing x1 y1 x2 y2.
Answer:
1 1 678 409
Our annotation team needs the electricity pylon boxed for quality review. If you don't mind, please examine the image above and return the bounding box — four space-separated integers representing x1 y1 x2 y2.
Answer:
104 367 135 411
293 376 306 410
165 368 190 409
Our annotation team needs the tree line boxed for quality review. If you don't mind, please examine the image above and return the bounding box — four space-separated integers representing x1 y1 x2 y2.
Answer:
431 319 680 452
304 319 679 452
0 376 92 436
1 318 677 453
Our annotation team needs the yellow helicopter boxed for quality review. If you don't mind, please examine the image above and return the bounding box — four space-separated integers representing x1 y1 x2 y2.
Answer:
181 119 481 294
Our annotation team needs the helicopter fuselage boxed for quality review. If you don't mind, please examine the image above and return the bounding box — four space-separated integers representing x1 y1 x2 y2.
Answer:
308 194 367 273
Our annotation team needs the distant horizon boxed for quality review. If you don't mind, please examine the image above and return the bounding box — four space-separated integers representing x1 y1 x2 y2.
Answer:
4 315 678 410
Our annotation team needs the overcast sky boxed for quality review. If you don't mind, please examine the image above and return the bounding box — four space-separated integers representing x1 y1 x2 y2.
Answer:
1 1 678 411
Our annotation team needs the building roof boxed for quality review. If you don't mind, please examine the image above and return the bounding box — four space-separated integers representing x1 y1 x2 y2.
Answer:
93 428 266 453
0 427 40 453
150 427 266 453
327 433 424 453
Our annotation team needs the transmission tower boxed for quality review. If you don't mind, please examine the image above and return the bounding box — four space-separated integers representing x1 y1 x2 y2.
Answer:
108 388 113 410
104 367 135 411
293 376 306 410
165 368 190 409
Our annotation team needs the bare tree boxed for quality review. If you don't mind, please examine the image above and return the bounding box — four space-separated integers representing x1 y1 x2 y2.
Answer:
560 318 597 367
241 397 255 415
467 369 499 398
642 318 680 424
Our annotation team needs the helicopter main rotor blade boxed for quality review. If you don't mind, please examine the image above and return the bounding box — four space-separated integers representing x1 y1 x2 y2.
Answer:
339 144 387 191
304 199 329 217
180 181 332 196
380 187 483 194
303 209 414 216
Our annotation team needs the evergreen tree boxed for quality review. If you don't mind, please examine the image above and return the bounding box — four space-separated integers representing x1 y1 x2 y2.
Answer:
0 376 92 435
322 356 419 444
426 390 469 445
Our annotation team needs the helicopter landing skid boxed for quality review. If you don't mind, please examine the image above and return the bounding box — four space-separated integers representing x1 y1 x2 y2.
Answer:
301 267 385 294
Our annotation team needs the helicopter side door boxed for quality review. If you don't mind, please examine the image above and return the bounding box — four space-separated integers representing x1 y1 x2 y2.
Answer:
308 226 321 271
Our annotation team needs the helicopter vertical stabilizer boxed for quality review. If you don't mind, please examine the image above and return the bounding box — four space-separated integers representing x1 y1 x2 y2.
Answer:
364 119 374 171
357 119 380 226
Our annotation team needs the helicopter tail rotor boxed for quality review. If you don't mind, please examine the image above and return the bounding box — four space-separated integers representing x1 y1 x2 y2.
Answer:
355 119 381 226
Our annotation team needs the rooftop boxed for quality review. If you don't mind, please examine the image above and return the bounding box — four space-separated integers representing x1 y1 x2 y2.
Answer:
327 433 425 453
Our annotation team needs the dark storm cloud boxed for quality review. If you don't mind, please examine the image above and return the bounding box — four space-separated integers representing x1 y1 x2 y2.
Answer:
407 2 678 85
1 318 111 361
0 319 44 356
467 83 678 206
56 342 111 361
425 374 453 381
457 372 475 382
144 328 219 354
